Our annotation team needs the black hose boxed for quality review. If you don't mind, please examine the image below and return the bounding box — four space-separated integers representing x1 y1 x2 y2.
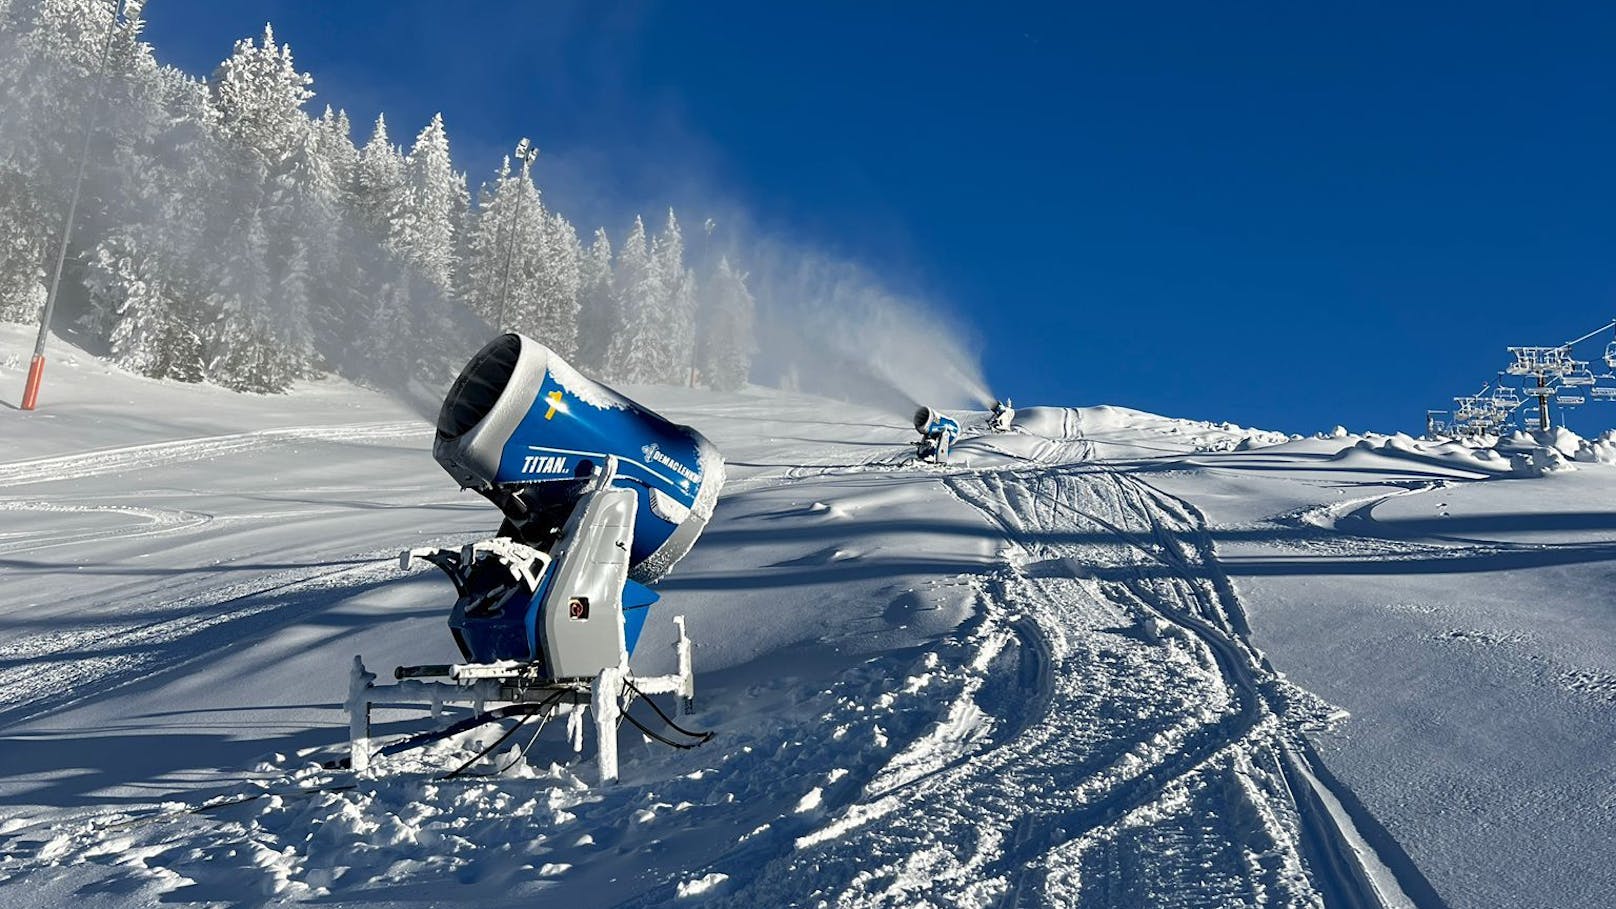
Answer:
439 690 570 780
619 707 708 750
622 678 714 744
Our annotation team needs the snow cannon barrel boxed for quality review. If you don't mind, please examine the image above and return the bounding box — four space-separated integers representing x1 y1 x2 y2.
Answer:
913 406 938 435
434 333 724 583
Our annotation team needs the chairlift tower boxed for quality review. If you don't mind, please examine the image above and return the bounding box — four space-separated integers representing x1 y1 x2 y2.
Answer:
1506 346 1574 431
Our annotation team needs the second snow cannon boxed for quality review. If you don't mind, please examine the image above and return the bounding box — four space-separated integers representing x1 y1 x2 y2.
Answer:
349 333 724 781
989 399 1015 433
913 405 961 463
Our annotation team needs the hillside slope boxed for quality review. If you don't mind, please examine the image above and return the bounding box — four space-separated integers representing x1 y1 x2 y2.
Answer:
0 327 1612 907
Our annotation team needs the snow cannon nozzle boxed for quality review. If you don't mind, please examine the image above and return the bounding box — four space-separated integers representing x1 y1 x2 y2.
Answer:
435 332 724 584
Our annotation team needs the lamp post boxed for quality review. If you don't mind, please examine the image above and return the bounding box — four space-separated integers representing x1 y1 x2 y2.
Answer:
494 138 538 332
21 0 125 411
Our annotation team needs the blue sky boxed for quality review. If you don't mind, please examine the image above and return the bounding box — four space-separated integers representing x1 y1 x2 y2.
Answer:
145 2 1616 434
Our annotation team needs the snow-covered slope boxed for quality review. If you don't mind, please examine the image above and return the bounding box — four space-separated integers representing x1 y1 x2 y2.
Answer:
0 326 1612 908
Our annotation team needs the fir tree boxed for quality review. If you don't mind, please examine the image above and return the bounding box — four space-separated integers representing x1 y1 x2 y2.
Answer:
402 112 459 295
209 24 312 170
354 114 407 250
574 227 614 374
605 215 662 382
652 209 694 383
536 210 581 358
699 256 755 391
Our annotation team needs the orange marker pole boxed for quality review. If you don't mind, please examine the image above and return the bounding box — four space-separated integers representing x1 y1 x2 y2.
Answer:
20 355 44 411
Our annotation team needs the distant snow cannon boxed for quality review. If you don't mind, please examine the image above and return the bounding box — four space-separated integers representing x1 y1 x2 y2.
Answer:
346 333 723 781
989 399 1015 433
914 405 962 463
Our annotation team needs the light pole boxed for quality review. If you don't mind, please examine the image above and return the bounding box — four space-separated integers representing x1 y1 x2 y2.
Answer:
21 0 125 411
494 137 538 332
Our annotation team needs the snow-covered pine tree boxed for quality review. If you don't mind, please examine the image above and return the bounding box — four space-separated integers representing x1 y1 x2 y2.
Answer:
313 106 357 192
499 177 545 343
651 208 692 383
574 227 614 374
353 114 408 252
263 134 323 370
209 24 310 168
604 215 662 383
667 266 697 385
402 113 459 296
535 211 581 359
203 22 319 390
698 255 756 391
462 155 545 334
457 158 509 327
0 168 48 323
0 0 130 330
80 232 209 381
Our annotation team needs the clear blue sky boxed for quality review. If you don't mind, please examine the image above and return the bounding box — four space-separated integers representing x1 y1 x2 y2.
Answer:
145 2 1616 434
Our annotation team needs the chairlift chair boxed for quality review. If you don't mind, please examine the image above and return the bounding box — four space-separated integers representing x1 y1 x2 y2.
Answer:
1564 364 1596 386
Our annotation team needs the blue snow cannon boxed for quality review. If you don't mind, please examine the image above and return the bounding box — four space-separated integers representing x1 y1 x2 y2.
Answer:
425 333 724 671
914 406 961 463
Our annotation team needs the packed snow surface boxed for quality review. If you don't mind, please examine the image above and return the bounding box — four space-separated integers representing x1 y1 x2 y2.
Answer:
0 324 1612 907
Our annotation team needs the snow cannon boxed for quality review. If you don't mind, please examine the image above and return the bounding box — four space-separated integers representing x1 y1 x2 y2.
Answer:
353 334 721 781
913 406 961 463
989 399 1016 433
434 332 724 585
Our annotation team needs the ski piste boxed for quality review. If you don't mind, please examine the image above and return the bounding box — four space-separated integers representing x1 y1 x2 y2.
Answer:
0 331 1607 905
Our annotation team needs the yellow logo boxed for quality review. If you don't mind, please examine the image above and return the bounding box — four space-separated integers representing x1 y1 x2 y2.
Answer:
544 390 564 420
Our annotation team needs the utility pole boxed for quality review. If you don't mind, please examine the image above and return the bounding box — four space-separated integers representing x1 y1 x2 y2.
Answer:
21 0 124 411
494 138 538 332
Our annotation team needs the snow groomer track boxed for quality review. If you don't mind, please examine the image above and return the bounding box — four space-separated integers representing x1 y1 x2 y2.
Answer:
717 412 1445 908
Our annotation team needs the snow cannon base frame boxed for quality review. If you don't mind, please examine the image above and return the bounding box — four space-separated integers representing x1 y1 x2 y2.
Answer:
345 615 695 784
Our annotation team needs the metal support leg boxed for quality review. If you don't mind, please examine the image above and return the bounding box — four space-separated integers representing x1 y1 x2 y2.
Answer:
674 615 695 716
593 666 623 783
347 656 377 773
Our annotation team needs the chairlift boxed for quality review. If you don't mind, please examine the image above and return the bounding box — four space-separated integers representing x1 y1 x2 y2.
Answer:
1590 386 1616 400
1605 341 1616 370
1507 346 1573 376
1563 364 1596 386
1557 395 1586 406
1490 388 1522 409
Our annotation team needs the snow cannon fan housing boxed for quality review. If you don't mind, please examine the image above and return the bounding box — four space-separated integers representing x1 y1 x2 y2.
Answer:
435 333 724 585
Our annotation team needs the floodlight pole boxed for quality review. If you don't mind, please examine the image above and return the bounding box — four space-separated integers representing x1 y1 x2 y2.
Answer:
494 139 538 332
21 0 123 411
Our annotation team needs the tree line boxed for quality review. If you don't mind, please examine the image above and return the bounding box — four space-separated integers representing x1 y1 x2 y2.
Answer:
0 0 755 393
